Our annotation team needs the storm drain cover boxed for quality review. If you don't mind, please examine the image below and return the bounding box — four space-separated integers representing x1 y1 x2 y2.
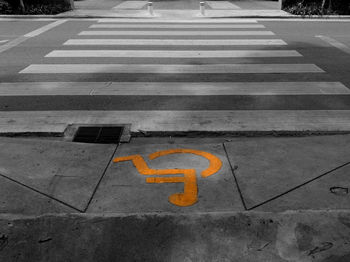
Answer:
73 126 124 144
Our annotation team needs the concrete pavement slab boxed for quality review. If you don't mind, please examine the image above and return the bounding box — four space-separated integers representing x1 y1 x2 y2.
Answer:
0 175 76 214
1 211 350 261
88 143 243 212
57 9 290 18
58 9 152 18
255 164 350 211
113 1 147 10
74 0 123 10
224 135 350 210
206 1 241 10
0 137 116 211
153 0 199 10
233 0 280 10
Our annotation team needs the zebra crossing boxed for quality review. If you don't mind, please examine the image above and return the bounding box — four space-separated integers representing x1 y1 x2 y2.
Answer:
2 19 350 133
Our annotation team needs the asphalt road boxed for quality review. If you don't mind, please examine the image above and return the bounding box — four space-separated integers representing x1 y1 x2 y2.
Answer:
0 18 349 132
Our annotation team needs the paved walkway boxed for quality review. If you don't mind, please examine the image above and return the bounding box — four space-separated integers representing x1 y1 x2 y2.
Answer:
0 134 349 261
63 0 289 18
74 0 281 11
1 135 349 214
0 4 349 260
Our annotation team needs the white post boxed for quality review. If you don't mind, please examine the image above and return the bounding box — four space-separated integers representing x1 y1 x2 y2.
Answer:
200 1 205 16
278 0 283 10
148 1 153 16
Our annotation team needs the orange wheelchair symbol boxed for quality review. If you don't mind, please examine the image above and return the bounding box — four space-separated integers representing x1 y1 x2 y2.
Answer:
113 149 222 207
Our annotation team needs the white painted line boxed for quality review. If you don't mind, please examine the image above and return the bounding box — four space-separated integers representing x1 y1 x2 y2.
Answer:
64 39 287 46
0 18 58 21
316 35 350 55
90 24 263 28
79 30 275 36
1 110 350 133
46 50 302 58
1 82 345 96
24 20 67 37
19 64 324 74
206 1 241 9
93 82 350 95
0 20 67 54
113 1 147 9
0 82 94 96
97 18 258 23
0 36 28 54
258 19 350 22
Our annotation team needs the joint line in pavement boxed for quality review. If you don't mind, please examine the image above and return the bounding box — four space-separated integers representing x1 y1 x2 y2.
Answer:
0 172 84 213
82 144 119 213
247 161 350 211
223 143 248 210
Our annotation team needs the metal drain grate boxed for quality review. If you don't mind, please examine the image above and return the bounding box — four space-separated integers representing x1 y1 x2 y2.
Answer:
73 126 124 144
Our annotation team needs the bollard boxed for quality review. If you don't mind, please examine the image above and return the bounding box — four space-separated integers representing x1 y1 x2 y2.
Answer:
63 0 74 9
148 1 154 16
278 0 282 10
200 1 205 16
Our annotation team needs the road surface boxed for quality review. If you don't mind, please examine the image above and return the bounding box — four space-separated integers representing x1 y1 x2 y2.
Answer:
0 18 349 133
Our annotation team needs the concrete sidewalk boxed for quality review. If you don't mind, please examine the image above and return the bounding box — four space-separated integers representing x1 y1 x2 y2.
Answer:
0 135 349 260
59 0 292 19
0 135 349 214
57 8 292 19
2 0 350 19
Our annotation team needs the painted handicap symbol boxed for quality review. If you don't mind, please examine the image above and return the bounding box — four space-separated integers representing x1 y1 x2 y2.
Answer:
113 149 222 207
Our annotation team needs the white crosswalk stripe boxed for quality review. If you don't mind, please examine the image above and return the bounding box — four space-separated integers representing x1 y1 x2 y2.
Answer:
1 111 350 133
7 20 349 134
97 19 259 23
0 82 348 96
79 30 275 36
45 50 302 58
89 24 262 29
20 64 324 74
64 39 287 46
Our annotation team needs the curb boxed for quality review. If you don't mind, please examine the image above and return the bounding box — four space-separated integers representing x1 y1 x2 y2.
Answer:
0 211 349 261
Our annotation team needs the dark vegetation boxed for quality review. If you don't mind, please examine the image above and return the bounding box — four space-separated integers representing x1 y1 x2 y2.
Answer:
0 0 72 14
284 0 350 15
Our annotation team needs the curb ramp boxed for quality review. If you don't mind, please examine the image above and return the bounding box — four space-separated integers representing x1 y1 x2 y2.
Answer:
0 211 350 261
0 136 349 261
